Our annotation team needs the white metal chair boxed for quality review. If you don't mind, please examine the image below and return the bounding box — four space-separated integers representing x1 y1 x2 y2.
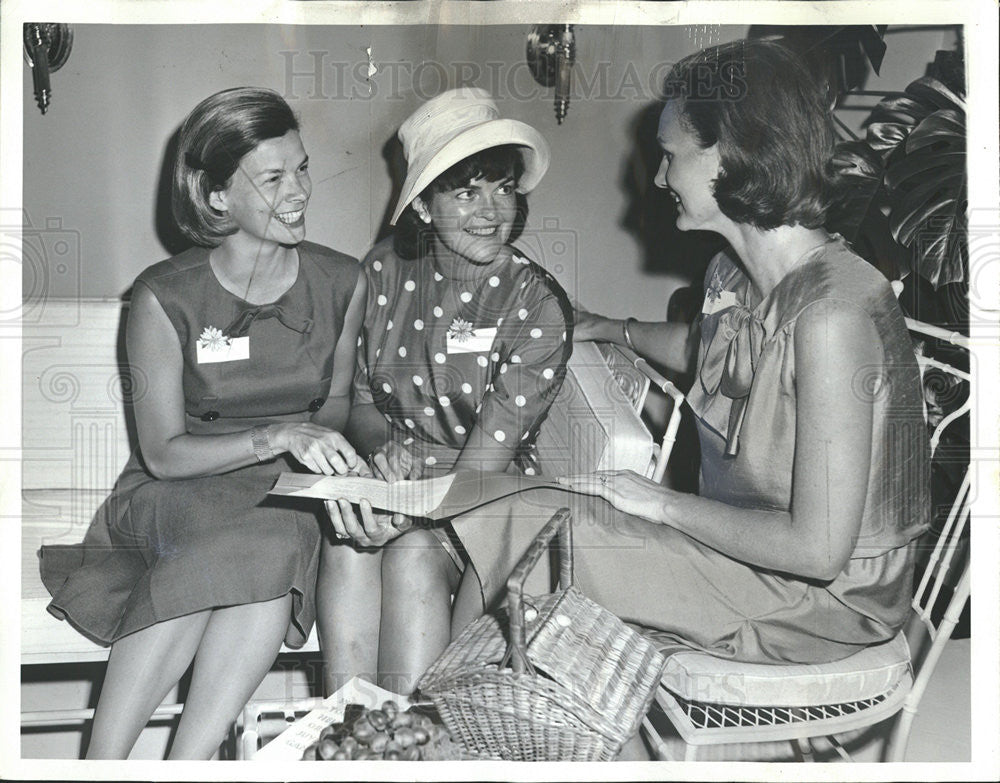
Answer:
640 317 971 762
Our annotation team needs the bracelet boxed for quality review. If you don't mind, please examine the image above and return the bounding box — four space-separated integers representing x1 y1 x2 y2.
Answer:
250 425 274 463
622 317 638 352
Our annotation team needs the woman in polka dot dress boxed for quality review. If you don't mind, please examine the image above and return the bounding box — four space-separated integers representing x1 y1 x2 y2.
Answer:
317 89 574 694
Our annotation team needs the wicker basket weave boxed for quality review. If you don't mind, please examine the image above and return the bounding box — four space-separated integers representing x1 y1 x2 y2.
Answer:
417 509 666 761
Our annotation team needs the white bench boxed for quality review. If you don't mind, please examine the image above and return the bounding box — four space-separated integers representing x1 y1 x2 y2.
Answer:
21 297 662 730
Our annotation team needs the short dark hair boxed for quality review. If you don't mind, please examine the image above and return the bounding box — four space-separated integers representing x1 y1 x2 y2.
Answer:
172 87 300 247
663 38 837 230
394 145 526 260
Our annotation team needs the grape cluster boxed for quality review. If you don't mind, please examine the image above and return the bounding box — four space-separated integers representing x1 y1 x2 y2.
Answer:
301 700 448 761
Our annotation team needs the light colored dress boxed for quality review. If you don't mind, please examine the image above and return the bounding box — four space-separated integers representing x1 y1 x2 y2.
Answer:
39 242 360 648
451 238 931 664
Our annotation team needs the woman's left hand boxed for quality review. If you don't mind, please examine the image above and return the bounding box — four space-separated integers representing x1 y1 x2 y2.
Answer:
325 498 412 548
556 470 670 523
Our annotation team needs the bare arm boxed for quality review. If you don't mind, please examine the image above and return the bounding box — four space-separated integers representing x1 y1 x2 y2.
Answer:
344 402 393 461
129 283 359 480
309 271 368 434
560 300 879 581
573 308 697 375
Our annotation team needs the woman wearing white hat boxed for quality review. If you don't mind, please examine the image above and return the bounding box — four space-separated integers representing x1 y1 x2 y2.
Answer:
318 88 574 694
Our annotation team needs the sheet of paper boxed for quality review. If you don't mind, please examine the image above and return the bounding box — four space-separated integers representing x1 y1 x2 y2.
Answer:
269 470 564 520
269 473 457 517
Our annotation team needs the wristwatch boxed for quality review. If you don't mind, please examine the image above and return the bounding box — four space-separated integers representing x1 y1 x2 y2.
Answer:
250 425 274 462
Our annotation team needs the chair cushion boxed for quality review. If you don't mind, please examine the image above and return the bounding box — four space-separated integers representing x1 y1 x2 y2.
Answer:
661 632 911 707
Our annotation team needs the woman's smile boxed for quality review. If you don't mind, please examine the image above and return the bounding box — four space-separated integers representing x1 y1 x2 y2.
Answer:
274 207 305 227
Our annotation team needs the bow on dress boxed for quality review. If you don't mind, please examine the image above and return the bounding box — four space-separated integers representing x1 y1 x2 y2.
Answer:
699 303 766 456
224 303 313 339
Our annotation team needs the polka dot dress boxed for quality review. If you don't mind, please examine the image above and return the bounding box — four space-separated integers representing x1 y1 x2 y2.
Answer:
354 237 573 474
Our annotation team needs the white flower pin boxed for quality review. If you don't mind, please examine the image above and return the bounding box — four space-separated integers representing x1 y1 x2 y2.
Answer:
706 271 725 303
447 317 475 344
198 326 231 352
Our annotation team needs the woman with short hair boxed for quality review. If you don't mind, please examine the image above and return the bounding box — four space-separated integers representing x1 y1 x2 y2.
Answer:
39 87 364 759
449 38 931 668
318 88 574 695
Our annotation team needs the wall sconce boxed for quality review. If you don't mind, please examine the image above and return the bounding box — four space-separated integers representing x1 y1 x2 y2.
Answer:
527 24 576 125
23 23 74 115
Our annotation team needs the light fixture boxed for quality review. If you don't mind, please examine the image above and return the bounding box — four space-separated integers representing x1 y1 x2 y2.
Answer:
23 23 73 115
527 25 576 125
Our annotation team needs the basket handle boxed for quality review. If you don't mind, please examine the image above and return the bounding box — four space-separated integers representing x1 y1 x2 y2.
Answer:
500 507 573 675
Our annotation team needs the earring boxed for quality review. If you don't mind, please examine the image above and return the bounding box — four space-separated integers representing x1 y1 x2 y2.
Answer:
412 197 432 225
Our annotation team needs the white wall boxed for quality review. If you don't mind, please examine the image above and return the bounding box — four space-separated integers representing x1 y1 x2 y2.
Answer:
22 22 961 314
22 23 749 320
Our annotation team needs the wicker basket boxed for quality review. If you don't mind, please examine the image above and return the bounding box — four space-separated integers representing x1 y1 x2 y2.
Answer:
417 508 666 761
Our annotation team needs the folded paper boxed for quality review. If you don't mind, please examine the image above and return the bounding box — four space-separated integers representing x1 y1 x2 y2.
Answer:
269 469 561 520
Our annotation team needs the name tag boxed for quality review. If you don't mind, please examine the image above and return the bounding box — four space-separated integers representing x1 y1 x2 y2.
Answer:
446 326 497 354
197 336 250 364
702 290 737 316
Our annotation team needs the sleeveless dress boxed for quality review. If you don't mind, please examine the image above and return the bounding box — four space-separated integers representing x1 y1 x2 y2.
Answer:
450 238 931 664
351 237 573 561
39 241 360 649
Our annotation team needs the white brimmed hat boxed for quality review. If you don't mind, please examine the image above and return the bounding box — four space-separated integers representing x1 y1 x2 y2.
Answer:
389 87 550 225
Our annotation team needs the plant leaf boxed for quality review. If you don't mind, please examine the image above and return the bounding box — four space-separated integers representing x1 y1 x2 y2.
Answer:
848 206 909 282
905 109 966 154
886 153 965 192
917 224 967 289
867 95 932 127
892 181 957 241
905 76 966 112
877 86 967 289
858 25 889 75
866 121 910 156
832 140 884 179
827 140 885 241
889 176 967 289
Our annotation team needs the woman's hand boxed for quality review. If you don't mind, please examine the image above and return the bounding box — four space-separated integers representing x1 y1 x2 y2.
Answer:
324 498 412 548
556 470 671 523
270 422 360 475
369 440 423 482
572 307 622 344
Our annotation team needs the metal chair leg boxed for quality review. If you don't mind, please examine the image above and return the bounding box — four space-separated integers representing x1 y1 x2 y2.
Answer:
641 715 673 760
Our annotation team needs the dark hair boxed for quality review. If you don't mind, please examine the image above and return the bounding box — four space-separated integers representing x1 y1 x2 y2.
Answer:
663 38 837 230
394 144 526 260
172 87 300 247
